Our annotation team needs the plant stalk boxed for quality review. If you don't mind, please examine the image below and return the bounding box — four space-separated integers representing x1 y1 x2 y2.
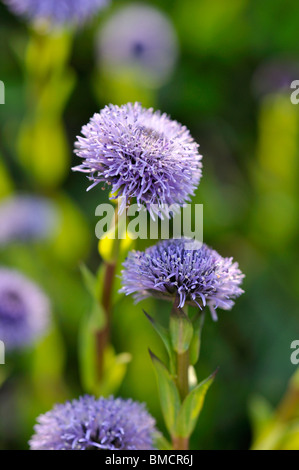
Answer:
176 349 189 401
172 436 189 451
96 206 120 380
171 298 190 450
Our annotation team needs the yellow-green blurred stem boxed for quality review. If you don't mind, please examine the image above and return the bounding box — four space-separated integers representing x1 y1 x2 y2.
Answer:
96 207 121 380
96 260 117 380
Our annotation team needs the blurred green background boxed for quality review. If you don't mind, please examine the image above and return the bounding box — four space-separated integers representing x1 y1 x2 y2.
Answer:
0 0 299 450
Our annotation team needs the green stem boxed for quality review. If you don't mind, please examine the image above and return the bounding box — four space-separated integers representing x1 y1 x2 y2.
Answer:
96 205 121 380
171 298 190 450
173 349 190 450
95 260 117 380
172 436 189 451
176 349 189 401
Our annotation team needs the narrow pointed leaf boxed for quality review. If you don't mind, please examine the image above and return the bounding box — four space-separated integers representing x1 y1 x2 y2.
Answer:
176 369 218 438
144 310 175 373
96 347 131 397
80 263 97 297
149 349 181 434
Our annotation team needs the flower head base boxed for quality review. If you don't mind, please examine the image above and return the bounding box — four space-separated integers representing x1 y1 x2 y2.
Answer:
29 395 157 450
0 268 50 350
121 238 244 320
4 0 109 28
73 103 202 217
97 4 178 87
0 195 59 246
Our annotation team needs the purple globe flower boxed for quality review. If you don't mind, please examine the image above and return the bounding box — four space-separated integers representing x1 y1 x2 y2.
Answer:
97 4 178 87
121 238 244 320
0 268 50 351
0 195 59 246
73 103 202 217
29 395 157 450
4 0 109 27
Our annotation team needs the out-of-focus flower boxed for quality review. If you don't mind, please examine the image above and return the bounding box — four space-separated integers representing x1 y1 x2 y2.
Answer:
0 195 59 246
4 0 109 27
0 268 50 350
252 58 299 98
73 102 202 217
121 238 244 320
96 4 178 87
29 395 157 450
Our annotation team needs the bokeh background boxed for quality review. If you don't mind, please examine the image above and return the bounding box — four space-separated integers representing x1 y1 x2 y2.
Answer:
1 0 299 450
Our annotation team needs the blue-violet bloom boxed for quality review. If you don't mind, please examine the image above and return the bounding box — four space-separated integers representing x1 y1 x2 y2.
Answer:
4 0 109 27
121 238 244 320
29 395 157 450
73 103 202 217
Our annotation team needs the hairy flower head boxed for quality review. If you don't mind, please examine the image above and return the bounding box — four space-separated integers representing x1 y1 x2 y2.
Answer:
73 103 202 217
121 238 244 320
29 395 157 450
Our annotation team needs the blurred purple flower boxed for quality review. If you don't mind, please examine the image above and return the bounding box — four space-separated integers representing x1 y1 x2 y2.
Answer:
121 238 244 320
73 102 202 217
0 268 50 350
252 58 299 98
0 195 59 246
29 395 157 450
4 0 109 27
97 3 178 87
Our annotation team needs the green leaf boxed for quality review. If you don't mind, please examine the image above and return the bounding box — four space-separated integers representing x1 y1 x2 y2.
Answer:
80 263 97 297
96 347 131 397
143 310 175 373
170 306 193 354
249 395 274 440
78 303 106 393
32 328 65 385
149 349 181 435
189 311 206 365
0 157 14 198
279 423 299 450
50 194 91 265
176 369 218 438
153 432 173 451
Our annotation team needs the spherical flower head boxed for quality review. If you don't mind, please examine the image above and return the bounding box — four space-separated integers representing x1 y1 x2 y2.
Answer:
121 238 244 320
4 0 109 28
0 195 59 246
73 103 202 217
97 4 178 87
29 395 157 450
0 268 50 351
